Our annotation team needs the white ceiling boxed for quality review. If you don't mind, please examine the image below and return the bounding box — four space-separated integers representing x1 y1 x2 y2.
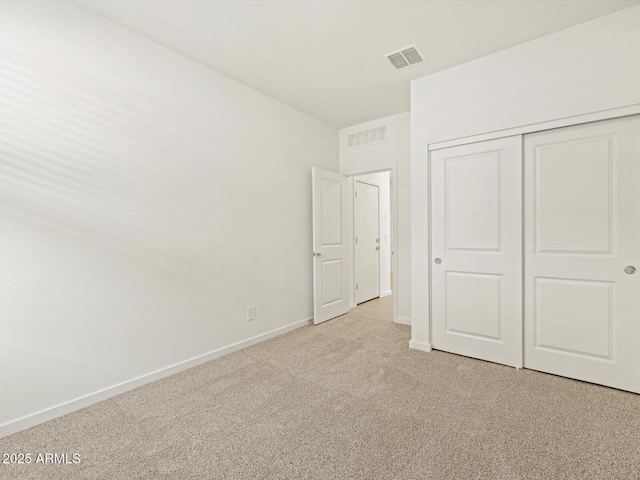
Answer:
75 0 640 128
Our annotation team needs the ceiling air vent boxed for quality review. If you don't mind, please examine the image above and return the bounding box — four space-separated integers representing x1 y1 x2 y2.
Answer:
347 125 387 149
384 44 426 69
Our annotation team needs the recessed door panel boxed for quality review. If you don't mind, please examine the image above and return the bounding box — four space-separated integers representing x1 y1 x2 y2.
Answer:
431 136 522 367
524 115 640 393
534 278 613 360
322 259 344 306
446 152 501 251
321 178 343 246
445 272 502 340
535 136 613 254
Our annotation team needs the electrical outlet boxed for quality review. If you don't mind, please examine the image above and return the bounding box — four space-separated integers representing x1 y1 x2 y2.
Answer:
247 306 256 321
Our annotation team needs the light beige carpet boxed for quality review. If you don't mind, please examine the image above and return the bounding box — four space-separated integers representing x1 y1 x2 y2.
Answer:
2 296 640 480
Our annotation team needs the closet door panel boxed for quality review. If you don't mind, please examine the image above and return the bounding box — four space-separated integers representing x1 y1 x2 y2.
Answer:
524 115 640 393
431 136 523 367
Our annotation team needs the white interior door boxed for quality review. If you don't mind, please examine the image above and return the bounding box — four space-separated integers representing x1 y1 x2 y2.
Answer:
524 116 640 393
431 136 523 367
312 167 350 324
355 181 380 304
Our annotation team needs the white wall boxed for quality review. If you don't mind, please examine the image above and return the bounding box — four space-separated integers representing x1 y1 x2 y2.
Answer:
340 112 411 324
0 0 337 435
353 171 391 300
410 5 640 347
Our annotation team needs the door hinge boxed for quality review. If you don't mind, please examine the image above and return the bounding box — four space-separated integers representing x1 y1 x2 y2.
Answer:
356 283 359 289
355 237 358 244
355 191 358 198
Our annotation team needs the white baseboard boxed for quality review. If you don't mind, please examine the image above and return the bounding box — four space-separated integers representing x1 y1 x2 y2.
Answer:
394 316 411 326
379 290 392 298
409 339 432 352
349 303 357 309
0 317 312 439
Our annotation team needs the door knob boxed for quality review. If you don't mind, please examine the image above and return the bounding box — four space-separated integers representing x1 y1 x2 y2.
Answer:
314 252 322 257
434 258 442 265
376 246 380 250
624 265 636 274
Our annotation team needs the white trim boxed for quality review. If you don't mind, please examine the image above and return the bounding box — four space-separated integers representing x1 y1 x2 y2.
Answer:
341 166 395 177
380 290 392 298
409 339 432 352
0 317 312 439
428 103 640 151
395 316 411 326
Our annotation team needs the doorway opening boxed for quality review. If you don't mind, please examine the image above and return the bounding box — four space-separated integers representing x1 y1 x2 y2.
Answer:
311 165 398 325
347 167 397 324
352 171 392 306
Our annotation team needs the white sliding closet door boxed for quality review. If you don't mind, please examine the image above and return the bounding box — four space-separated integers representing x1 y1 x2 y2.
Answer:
431 136 523 367
524 116 640 393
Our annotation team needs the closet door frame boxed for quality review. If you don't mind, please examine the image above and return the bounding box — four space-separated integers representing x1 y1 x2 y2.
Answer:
424 103 640 371
427 104 640 152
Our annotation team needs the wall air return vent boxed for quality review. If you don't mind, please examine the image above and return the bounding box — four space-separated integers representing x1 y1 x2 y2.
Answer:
384 44 426 69
347 125 387 149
